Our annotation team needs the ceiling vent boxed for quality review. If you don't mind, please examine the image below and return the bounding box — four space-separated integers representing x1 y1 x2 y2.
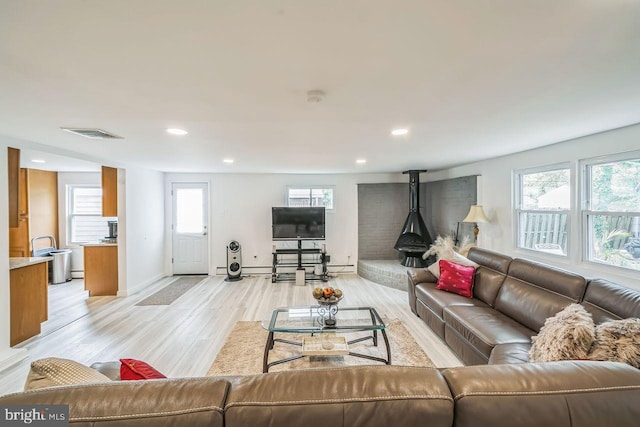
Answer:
61 128 123 139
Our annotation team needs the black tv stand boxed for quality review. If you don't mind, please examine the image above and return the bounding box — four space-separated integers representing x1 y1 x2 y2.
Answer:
271 240 329 283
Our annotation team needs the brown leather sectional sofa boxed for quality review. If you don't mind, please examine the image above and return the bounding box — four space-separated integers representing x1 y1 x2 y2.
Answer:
408 247 640 365
3 247 640 426
2 361 640 426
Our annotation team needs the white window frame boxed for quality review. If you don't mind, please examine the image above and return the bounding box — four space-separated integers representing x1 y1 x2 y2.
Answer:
580 150 640 272
67 184 110 244
285 185 335 212
514 163 572 257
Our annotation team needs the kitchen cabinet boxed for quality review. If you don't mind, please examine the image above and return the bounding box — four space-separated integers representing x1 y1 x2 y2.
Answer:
28 169 59 245
84 244 118 296
102 166 118 217
8 147 20 228
9 168 58 258
9 169 30 257
10 258 49 346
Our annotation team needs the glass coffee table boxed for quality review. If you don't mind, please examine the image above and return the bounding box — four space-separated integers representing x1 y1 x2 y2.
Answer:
261 305 390 373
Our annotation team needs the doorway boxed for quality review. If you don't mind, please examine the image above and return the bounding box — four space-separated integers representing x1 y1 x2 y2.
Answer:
172 183 209 275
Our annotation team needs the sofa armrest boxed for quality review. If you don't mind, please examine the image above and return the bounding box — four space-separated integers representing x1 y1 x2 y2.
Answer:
0 377 229 427
487 343 531 365
407 268 437 314
442 361 640 427
408 268 437 285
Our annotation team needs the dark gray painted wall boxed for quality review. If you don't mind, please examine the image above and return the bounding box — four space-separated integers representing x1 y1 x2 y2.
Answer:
424 175 477 245
357 182 431 260
357 176 477 260
358 183 407 260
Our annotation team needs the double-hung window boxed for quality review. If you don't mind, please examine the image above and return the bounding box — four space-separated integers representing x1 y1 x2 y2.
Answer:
582 153 640 271
68 186 110 244
515 165 571 255
286 186 334 211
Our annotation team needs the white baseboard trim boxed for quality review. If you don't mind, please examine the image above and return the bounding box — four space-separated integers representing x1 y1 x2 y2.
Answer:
117 273 166 297
0 347 28 374
214 266 356 276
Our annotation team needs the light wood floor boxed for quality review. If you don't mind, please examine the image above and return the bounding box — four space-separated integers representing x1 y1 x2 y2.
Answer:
0 273 462 395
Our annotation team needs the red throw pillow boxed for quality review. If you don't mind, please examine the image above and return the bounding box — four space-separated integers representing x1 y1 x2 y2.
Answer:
120 358 166 380
436 260 475 298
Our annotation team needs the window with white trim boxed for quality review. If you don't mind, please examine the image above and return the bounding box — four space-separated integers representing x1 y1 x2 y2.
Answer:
515 165 571 256
68 186 111 243
582 153 640 271
286 186 334 211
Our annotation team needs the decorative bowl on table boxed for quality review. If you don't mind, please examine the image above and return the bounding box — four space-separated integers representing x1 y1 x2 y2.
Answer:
312 287 343 326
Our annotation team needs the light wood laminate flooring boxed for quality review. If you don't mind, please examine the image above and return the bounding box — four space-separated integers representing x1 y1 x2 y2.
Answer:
0 274 462 395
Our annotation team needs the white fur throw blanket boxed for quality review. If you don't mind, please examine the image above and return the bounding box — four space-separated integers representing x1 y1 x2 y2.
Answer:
529 304 596 362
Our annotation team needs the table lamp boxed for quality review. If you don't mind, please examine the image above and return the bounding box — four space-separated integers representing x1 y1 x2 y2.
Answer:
463 205 489 241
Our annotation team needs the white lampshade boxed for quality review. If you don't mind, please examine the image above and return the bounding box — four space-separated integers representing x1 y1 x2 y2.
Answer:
463 205 489 223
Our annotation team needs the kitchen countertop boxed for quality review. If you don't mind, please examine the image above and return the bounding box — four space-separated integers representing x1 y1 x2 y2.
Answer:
82 243 118 247
10 257 52 270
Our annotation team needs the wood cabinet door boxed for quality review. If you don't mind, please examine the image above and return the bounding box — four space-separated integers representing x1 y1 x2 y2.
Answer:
84 245 118 296
28 169 59 246
8 147 20 228
9 168 30 257
102 166 118 217
10 262 48 346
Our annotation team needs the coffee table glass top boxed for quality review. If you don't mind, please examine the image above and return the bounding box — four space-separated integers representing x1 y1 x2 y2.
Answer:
262 306 386 333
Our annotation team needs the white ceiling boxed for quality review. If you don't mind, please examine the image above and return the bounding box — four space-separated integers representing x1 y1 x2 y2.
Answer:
1 1 639 173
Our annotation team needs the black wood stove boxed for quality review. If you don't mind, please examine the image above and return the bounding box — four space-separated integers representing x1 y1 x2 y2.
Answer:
394 170 434 267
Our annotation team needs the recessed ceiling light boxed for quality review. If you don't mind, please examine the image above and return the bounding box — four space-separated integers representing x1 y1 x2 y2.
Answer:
223 158 234 164
31 159 46 164
356 159 367 164
166 128 188 136
391 128 409 136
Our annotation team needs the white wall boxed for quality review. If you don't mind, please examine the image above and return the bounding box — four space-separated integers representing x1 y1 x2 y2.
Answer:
165 173 405 275
426 123 640 289
119 166 165 296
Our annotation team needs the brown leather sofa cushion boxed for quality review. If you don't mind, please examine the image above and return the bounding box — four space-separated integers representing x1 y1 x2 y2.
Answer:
467 247 512 275
488 343 531 364
415 282 485 320
494 259 587 332
442 361 640 427
582 278 640 324
467 247 512 306
225 366 454 427
443 306 534 358
415 282 487 339
0 377 229 427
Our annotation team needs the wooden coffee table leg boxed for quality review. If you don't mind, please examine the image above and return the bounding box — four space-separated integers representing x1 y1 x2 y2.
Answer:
263 331 274 373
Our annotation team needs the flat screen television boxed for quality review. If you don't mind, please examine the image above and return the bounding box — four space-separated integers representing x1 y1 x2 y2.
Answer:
272 207 325 240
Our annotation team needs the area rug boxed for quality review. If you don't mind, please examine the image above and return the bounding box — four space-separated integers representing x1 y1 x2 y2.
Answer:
207 318 434 376
135 276 206 306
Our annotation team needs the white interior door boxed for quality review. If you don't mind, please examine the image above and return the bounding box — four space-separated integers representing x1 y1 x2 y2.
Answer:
172 183 209 275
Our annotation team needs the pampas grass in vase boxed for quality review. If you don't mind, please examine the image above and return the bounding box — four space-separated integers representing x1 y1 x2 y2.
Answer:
423 235 475 260
457 236 475 257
